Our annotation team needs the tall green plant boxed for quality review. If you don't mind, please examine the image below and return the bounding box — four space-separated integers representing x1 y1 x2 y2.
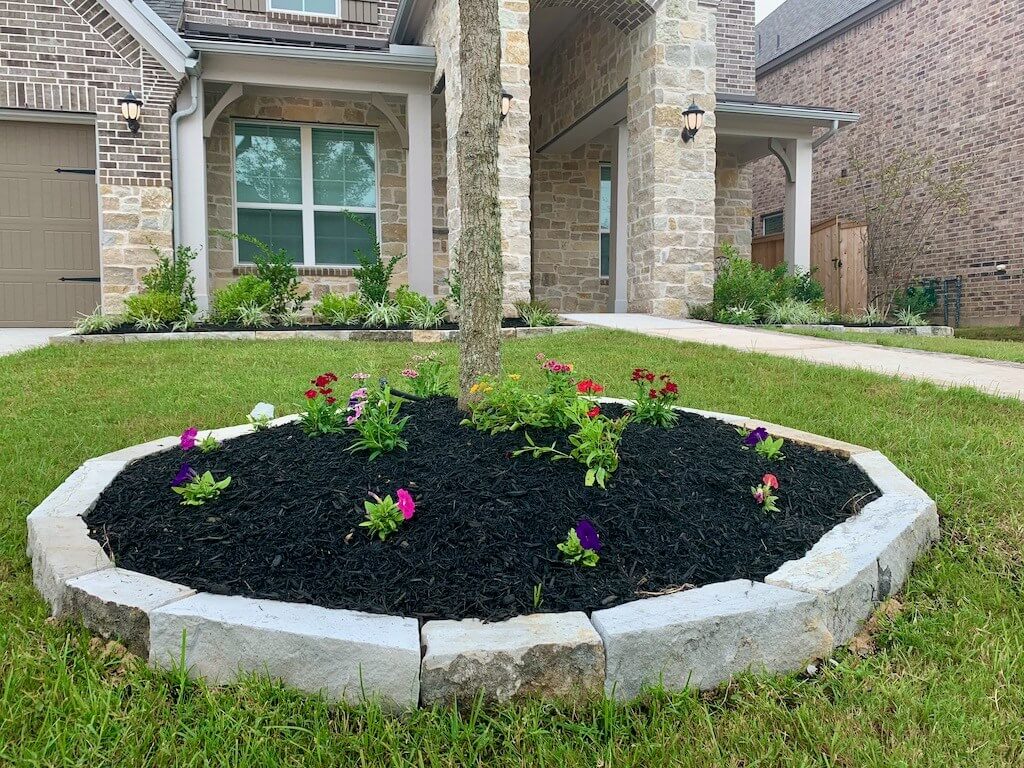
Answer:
346 212 405 304
213 230 304 317
140 245 197 320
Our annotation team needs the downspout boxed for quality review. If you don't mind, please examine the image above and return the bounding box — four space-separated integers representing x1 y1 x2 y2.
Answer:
170 56 203 248
812 119 840 151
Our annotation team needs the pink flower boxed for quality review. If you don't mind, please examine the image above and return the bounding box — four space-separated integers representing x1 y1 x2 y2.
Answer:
536 353 546 361
752 488 765 504
763 473 779 490
396 488 415 520
352 372 370 381
401 369 419 379
346 413 359 426
350 388 368 400
179 427 198 451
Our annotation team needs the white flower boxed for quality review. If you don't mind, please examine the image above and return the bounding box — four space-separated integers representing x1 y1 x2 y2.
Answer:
248 402 275 428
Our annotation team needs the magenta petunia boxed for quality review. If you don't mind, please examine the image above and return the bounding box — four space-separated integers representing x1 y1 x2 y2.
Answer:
179 426 198 451
396 488 416 520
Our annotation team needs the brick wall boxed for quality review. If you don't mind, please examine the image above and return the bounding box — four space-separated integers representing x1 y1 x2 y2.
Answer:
715 0 755 96
754 0 1024 325
184 0 399 41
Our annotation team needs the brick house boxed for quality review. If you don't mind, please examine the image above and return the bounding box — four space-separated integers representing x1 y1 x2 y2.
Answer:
753 0 1024 326
0 0 855 326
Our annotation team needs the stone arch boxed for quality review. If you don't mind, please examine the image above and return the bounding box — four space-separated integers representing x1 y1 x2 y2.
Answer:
534 0 656 32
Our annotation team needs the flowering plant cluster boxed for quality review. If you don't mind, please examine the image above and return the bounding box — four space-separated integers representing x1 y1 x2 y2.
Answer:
740 426 786 460
171 463 231 506
628 369 680 427
360 488 416 540
557 519 602 566
399 354 448 398
181 427 220 454
346 379 410 461
300 372 341 435
751 473 780 513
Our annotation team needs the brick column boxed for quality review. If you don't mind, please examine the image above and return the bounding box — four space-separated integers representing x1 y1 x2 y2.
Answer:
626 0 717 316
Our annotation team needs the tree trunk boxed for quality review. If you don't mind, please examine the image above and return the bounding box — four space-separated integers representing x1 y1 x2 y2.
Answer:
455 0 504 409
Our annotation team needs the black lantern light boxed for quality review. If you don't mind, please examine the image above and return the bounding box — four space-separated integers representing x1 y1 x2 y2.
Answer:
117 90 143 135
681 100 705 143
500 90 513 121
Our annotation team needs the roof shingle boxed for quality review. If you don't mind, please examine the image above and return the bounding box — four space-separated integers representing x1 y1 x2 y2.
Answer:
755 0 880 70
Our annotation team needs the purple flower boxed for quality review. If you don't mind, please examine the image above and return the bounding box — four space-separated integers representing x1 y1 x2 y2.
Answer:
744 426 769 447
172 463 194 487
575 519 602 552
179 426 198 451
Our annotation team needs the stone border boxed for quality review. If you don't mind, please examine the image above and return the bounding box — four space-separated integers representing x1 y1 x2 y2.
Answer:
781 324 954 337
27 404 938 709
51 325 586 346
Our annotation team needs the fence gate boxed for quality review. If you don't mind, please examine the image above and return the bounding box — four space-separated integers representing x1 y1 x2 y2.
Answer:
751 217 868 315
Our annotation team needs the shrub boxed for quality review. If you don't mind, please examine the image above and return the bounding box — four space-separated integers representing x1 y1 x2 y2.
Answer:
362 301 404 328
713 245 826 322
312 292 365 325
124 291 182 324
716 304 758 325
75 307 122 334
347 213 405 304
395 285 431 318
140 245 197 321
895 285 938 316
783 269 825 304
687 303 714 321
209 275 273 324
761 298 828 325
213 230 304 317
407 299 448 329
236 301 271 328
894 307 927 326
515 300 559 327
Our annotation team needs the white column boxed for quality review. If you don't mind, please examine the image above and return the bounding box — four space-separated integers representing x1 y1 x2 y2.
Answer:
406 91 434 297
783 138 813 274
608 123 628 313
175 86 209 310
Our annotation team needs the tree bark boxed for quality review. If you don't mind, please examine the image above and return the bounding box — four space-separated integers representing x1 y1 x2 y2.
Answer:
455 0 504 409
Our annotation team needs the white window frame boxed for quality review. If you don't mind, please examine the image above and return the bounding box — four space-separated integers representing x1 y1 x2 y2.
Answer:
599 162 611 278
231 119 381 268
268 0 340 18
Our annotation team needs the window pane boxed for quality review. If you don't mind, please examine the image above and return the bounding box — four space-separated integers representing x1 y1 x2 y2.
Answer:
600 233 610 278
763 212 784 235
235 124 302 204
599 165 612 232
305 0 335 13
314 211 376 265
237 209 303 264
312 128 376 208
270 0 303 10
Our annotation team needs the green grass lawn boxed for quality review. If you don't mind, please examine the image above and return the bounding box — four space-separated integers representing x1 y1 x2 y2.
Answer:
2 330 1023 766
955 326 1024 343
782 327 1024 364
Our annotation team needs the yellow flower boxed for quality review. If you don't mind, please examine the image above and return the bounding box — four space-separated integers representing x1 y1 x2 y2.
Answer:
508 374 521 381
469 383 480 394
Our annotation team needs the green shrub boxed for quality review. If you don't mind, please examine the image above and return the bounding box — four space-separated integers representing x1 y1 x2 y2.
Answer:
713 247 784 315
407 299 448 329
362 301 404 328
515 300 559 327
687 303 714 321
124 291 182 324
213 231 304 317
140 245 197 321
395 285 432 320
761 298 828 325
209 275 273 324
311 292 365 325
716 304 758 325
895 285 938 316
783 269 825 304
345 213 404 304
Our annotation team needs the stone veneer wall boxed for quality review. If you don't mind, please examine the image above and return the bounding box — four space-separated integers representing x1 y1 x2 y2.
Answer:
205 92 449 302
531 143 612 312
0 0 183 312
754 0 1024 325
715 152 752 259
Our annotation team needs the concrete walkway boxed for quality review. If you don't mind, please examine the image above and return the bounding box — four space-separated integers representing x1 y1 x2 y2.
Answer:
0 328 65 357
563 313 1024 401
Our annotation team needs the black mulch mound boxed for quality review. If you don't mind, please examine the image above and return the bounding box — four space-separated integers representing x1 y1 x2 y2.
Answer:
87 401 878 622
85 318 538 335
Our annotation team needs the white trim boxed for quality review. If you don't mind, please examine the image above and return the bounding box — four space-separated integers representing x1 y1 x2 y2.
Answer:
190 40 436 71
716 100 859 125
0 108 95 125
95 0 194 78
230 118 382 268
203 83 244 139
268 0 341 18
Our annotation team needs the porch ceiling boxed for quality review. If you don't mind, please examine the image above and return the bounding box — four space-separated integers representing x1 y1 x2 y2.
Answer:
716 99 859 165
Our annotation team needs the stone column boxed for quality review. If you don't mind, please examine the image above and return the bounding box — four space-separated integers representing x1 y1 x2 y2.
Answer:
498 0 532 310
715 152 753 259
406 90 435 296
175 85 210 311
626 0 717 316
782 138 812 274
609 124 629 313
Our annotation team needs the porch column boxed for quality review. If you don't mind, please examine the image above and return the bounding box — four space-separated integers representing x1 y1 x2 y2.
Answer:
783 138 812 274
175 85 209 311
608 123 628 313
406 91 434 296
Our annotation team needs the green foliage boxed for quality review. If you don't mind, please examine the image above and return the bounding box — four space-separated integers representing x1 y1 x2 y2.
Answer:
75 307 122 334
407 299 448 329
131 312 163 332
399 354 449 398
444 267 462 309
236 301 271 328
713 245 826 323
687 303 714 321
844 305 886 326
140 245 197 320
346 213 405 304
214 230 304 316
197 434 219 453
462 376 545 434
312 292 365 325
210 275 274 324
300 373 342 436
629 371 680 428
124 291 182 325
754 436 786 461
895 285 938 316
894 307 927 327
172 470 231 506
362 301 404 328
515 300 559 327
556 528 599 567
716 304 758 325
395 285 432 317
347 385 410 461
359 493 404 541
761 298 829 325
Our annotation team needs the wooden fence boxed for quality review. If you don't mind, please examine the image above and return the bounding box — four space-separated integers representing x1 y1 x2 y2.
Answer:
751 217 868 315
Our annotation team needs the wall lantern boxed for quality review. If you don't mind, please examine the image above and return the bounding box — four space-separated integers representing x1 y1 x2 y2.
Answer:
681 100 705 142
117 90 143 135
500 90 513 121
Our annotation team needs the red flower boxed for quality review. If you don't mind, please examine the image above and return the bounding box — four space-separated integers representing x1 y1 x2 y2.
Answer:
648 388 659 399
662 381 679 394
631 368 651 383
314 374 331 388
326 372 338 382
587 405 601 419
577 379 604 394
305 389 318 399
645 372 655 383
763 473 779 490
326 397 337 405
318 387 333 396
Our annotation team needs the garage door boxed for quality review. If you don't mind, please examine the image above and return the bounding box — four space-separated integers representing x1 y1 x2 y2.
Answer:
0 119 101 327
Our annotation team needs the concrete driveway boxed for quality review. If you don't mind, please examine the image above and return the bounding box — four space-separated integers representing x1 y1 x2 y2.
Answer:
0 328 65 357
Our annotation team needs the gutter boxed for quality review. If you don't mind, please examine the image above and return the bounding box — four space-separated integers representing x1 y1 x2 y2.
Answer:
187 39 436 71
716 100 859 124
812 119 841 150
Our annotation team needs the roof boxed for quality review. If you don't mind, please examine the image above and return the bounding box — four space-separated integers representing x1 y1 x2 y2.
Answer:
755 0 899 73
141 0 185 30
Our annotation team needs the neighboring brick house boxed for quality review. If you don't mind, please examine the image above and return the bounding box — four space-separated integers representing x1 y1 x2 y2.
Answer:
0 0 855 326
753 0 1024 326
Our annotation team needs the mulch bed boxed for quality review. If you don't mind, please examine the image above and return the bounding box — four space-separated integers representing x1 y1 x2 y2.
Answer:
86 401 878 622
84 318 536 335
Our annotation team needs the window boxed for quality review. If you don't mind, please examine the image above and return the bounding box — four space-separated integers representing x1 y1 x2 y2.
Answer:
234 122 378 266
599 163 611 278
269 0 338 15
762 211 784 236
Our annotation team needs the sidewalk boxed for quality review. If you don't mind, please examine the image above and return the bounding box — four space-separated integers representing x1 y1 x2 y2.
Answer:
562 313 1024 401
0 328 65 357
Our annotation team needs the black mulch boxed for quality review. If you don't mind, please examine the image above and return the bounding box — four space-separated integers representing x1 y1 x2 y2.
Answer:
86 401 878 622
85 318 537 335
